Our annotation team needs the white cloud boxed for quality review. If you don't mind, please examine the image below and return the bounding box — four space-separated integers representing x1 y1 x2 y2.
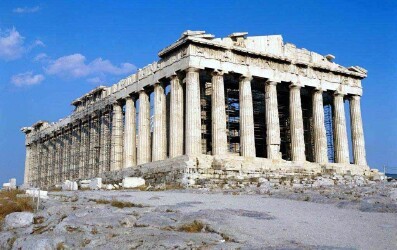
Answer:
11 71 45 86
13 6 41 14
0 28 25 60
33 53 48 62
45 53 136 79
87 77 103 84
0 27 43 61
33 39 45 47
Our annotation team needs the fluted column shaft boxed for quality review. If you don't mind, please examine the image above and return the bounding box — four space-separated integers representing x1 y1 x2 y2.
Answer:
170 74 184 158
152 83 167 161
24 145 31 185
33 143 40 185
289 85 306 161
123 97 136 168
89 116 99 177
350 95 367 165
265 80 281 159
65 129 72 181
137 90 151 164
185 68 202 156
333 93 350 163
239 76 256 157
211 71 227 155
55 135 62 184
99 112 111 173
28 143 34 184
111 103 123 171
79 122 88 178
312 90 328 163
71 125 80 179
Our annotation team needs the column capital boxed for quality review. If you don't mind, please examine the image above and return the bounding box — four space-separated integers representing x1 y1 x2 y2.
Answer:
265 79 280 86
289 82 302 89
186 67 200 73
211 69 224 76
154 81 165 88
333 90 345 97
313 86 324 93
239 74 253 81
350 94 361 101
170 72 179 80
112 100 123 106
125 95 137 102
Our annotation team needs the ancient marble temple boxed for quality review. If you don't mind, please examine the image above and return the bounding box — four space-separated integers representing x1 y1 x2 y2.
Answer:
22 31 371 188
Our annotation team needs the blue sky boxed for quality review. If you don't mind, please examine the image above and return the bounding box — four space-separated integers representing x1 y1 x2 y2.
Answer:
0 0 396 184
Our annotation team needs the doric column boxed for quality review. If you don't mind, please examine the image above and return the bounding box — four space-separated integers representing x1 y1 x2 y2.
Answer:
110 102 123 171
211 70 228 155
43 141 49 185
350 95 367 165
289 84 306 161
99 112 111 173
185 68 202 156
333 92 350 164
79 121 88 178
265 80 281 159
239 76 256 157
123 96 137 168
137 90 151 164
312 89 328 163
33 142 39 186
23 145 31 185
54 134 61 184
64 128 72 181
152 83 167 161
71 124 80 179
89 116 99 177
169 74 184 158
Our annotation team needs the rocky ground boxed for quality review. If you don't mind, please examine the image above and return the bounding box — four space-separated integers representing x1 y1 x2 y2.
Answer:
1 181 397 250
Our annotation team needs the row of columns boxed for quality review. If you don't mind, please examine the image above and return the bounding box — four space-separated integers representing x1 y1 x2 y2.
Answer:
25 67 368 186
110 67 366 167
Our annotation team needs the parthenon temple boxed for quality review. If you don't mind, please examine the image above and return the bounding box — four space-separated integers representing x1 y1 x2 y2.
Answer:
22 31 372 188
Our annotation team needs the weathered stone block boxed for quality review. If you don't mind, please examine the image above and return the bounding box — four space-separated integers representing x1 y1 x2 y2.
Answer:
9 178 16 189
79 180 91 189
122 177 145 188
26 189 48 199
89 178 102 190
2 183 10 190
62 180 78 191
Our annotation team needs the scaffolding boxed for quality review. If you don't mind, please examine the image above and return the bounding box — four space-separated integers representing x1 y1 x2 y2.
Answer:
277 83 292 161
200 75 212 155
225 77 240 154
252 81 267 158
301 90 314 162
324 103 335 162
